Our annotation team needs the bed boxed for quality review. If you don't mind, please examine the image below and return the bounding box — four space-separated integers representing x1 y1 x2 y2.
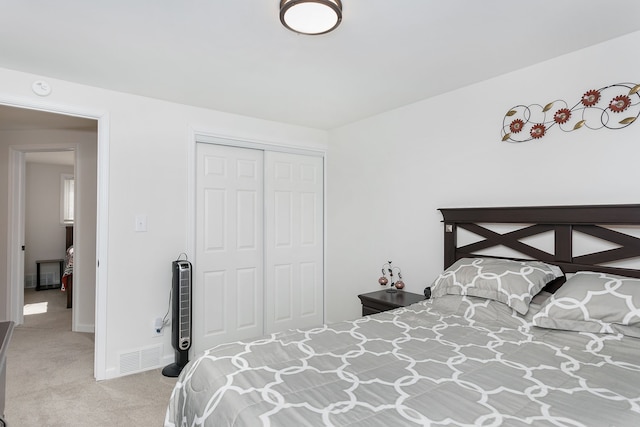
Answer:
165 204 640 426
61 225 73 309
61 245 73 308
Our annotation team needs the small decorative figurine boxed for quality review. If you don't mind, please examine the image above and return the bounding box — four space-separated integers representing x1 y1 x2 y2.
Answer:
378 261 404 293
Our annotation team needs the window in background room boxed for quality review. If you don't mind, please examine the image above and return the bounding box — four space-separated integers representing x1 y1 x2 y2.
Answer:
61 173 74 224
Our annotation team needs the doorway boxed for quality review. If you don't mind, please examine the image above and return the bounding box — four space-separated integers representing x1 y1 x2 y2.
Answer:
1 101 109 379
23 150 76 320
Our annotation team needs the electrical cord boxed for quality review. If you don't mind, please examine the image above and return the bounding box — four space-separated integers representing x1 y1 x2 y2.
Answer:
158 286 172 333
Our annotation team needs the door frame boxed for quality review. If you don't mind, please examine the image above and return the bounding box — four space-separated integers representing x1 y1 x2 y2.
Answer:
2 96 110 380
8 145 77 327
189 130 328 323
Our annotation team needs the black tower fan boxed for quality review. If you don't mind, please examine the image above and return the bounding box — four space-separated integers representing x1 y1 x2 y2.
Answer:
162 259 192 377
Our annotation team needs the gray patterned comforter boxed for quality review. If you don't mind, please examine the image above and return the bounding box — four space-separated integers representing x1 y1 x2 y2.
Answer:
165 295 640 426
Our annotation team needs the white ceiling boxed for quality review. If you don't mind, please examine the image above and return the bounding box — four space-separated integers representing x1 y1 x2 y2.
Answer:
1 1 640 130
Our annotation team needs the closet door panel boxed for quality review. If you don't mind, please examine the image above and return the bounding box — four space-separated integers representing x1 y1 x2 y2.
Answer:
300 192 319 246
203 189 226 250
195 144 264 354
273 264 293 322
274 191 293 247
236 267 259 330
264 152 324 333
203 270 226 335
236 190 259 250
300 262 318 316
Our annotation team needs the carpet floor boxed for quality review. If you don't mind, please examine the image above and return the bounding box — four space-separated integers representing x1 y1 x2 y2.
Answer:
5 288 177 426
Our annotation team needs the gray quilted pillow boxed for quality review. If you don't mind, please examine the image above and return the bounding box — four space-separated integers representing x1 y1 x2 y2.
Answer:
431 257 564 314
533 271 640 337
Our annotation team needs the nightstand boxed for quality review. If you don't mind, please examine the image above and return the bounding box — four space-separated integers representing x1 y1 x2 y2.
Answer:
35 259 65 291
358 290 426 316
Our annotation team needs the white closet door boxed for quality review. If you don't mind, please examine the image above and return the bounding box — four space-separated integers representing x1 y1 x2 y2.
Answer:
194 143 264 354
264 152 324 333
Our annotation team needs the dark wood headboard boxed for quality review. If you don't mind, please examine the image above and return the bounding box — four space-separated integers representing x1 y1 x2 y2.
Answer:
439 204 640 280
65 225 73 250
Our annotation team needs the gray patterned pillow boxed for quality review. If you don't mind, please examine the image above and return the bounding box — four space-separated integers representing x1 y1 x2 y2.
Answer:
532 271 640 337
431 258 564 315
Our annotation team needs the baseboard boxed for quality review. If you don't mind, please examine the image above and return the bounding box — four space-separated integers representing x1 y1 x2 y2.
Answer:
74 323 94 333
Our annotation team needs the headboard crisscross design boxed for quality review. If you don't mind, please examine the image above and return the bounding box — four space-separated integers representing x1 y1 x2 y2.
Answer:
439 205 640 280
572 225 640 266
457 223 556 262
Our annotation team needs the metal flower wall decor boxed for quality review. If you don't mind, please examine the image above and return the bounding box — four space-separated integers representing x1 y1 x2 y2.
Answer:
501 82 640 143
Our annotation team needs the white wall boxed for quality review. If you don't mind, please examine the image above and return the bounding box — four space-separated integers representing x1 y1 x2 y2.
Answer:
25 162 74 285
0 67 328 379
326 31 640 323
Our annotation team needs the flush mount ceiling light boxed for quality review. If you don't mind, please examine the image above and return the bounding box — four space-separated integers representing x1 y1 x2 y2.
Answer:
280 0 342 35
